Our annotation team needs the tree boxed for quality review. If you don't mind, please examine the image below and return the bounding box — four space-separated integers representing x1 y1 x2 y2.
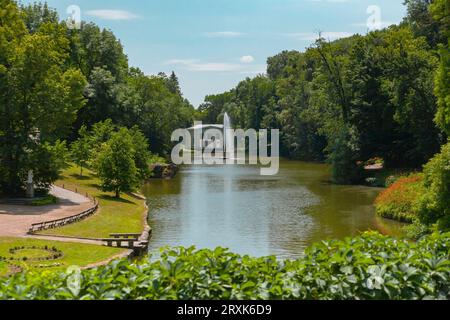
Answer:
167 71 182 95
431 0 450 136
29 140 70 191
267 50 300 80
0 1 86 195
67 22 129 137
67 22 128 81
89 119 116 147
129 126 151 180
75 67 120 129
95 129 138 198
403 0 445 48
71 126 90 176
20 2 58 33
119 72 194 154
418 142 450 230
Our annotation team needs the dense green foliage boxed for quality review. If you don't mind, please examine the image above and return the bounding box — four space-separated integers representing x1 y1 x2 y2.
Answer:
0 232 448 300
71 120 152 181
95 129 138 198
418 142 450 230
69 118 153 198
0 0 86 194
70 126 90 176
430 0 450 136
0 1 195 196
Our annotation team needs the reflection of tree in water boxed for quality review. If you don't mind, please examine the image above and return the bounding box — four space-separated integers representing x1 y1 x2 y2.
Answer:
303 169 395 241
266 160 400 257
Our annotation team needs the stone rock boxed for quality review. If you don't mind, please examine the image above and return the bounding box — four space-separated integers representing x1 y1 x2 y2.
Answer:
149 163 179 179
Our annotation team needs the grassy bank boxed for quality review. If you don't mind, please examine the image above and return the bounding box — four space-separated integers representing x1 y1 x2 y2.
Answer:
38 165 146 239
0 238 124 277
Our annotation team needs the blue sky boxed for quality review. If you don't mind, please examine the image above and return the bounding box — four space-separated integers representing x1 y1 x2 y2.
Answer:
21 0 407 106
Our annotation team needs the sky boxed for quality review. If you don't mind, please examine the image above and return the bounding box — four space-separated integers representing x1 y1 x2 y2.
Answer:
21 0 407 107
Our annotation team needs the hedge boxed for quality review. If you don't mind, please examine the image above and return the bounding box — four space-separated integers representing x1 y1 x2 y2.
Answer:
0 232 449 300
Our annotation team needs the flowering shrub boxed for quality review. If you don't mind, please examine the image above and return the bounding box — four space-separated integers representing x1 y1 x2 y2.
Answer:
375 175 424 222
0 232 448 300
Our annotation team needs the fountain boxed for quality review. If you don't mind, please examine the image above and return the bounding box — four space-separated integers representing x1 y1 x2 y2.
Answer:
223 112 234 159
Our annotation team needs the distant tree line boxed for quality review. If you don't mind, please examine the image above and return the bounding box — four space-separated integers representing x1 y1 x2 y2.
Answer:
198 0 449 184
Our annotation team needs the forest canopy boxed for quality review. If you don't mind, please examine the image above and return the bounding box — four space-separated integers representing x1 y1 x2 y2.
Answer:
198 0 449 184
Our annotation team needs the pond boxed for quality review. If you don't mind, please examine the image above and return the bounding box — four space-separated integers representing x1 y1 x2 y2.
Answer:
141 159 404 259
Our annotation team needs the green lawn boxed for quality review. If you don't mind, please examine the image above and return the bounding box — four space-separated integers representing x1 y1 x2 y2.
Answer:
0 261 9 275
0 237 125 277
38 165 146 239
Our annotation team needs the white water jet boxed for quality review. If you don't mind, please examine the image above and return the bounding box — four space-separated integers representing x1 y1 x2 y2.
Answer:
223 112 234 159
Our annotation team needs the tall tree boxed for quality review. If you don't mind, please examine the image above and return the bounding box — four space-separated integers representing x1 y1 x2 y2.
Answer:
95 128 138 198
71 126 90 176
404 0 445 48
167 71 182 95
0 0 86 195
430 0 450 136
20 2 58 33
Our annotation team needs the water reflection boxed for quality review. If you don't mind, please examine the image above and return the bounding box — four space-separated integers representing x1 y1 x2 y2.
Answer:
141 160 403 259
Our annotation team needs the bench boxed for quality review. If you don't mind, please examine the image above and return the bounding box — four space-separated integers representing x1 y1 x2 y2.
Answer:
101 238 139 248
110 233 141 239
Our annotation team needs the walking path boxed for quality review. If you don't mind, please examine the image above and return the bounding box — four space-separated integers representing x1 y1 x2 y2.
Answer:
0 185 142 271
0 186 93 237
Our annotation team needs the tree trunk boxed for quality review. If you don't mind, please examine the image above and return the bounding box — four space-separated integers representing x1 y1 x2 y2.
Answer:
115 190 120 198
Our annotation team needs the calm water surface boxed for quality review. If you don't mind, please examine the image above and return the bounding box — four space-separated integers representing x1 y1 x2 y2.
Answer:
142 160 403 259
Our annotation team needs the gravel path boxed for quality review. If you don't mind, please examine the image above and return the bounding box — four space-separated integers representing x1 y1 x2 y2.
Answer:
0 186 93 237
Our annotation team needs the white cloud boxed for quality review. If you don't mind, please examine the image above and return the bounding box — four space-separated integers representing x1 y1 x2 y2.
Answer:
282 31 354 41
165 59 242 72
240 55 254 63
204 31 245 38
86 10 139 21
350 21 395 30
307 0 349 2
238 69 266 75
165 59 265 73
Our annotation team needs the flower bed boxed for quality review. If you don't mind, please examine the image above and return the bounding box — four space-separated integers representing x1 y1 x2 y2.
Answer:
375 175 424 222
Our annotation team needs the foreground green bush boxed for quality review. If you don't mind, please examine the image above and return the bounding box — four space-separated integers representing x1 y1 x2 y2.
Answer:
418 142 450 231
0 232 449 300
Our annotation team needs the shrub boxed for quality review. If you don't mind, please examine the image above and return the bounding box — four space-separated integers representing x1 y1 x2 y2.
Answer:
375 174 424 222
95 128 138 198
418 142 450 231
0 232 448 300
31 195 58 206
